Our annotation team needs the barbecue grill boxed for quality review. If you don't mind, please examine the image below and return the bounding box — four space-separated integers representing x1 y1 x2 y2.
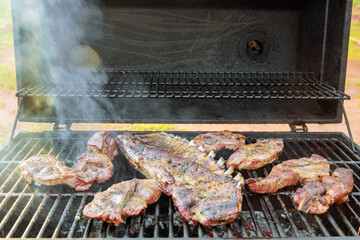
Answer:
2 0 360 239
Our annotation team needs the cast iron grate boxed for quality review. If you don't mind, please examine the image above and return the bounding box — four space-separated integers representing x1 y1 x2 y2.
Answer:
16 72 350 100
0 131 359 239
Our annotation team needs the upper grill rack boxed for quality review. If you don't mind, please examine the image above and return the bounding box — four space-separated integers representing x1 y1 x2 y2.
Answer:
16 71 350 100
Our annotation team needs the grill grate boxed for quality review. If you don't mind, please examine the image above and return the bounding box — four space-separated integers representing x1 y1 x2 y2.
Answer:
0 131 359 239
16 72 350 100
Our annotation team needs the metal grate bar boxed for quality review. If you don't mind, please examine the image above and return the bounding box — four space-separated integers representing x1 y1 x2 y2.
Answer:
257 196 281 238
168 198 174 238
309 141 360 192
154 202 160 238
314 215 331 237
247 171 286 237
67 195 88 238
52 195 75 238
288 199 317 237
0 132 359 239
6 194 35 238
0 186 29 233
334 140 360 161
288 140 360 236
348 195 360 222
323 213 345 236
82 215 94 238
36 194 62 238
276 194 301 237
326 140 360 163
281 144 331 237
238 215 249 237
0 139 24 161
243 195 264 237
15 71 350 100
0 139 51 194
21 195 49 238
335 206 359 236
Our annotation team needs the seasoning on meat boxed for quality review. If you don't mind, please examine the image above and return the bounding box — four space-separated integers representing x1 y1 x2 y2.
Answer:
19 154 94 191
19 131 119 190
118 132 242 226
73 151 113 184
227 138 284 171
73 131 119 184
293 168 353 214
137 132 225 174
246 154 330 194
83 179 137 225
192 130 246 154
122 179 161 217
87 131 119 161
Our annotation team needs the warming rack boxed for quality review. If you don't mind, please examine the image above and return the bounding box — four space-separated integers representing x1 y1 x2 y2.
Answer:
16 72 350 100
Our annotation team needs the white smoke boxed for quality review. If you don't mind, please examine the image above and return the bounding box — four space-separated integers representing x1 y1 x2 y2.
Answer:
13 0 114 122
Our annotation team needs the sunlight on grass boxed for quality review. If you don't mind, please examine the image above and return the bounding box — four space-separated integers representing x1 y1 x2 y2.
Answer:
0 64 16 90
0 0 16 92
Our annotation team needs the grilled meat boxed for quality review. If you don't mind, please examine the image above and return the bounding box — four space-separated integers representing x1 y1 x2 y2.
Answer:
19 131 118 191
122 179 161 217
227 138 284 170
118 132 242 226
73 131 118 184
83 179 137 225
193 130 246 154
87 131 119 161
293 168 353 214
19 154 93 191
137 132 225 174
73 151 113 184
246 154 330 194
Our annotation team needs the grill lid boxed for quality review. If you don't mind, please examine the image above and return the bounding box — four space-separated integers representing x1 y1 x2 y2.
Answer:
11 0 352 124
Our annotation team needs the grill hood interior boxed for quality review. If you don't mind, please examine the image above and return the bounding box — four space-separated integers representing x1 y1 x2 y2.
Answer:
11 0 352 125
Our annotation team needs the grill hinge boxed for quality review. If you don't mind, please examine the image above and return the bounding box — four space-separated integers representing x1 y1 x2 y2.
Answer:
289 123 308 133
53 122 72 132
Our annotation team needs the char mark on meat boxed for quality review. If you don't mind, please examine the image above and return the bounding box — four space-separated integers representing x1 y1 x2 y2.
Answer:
87 131 119 161
117 132 242 226
73 151 113 184
19 131 118 191
246 154 330 194
193 130 246 154
83 179 137 225
227 138 284 170
293 168 353 214
19 154 94 191
122 179 162 217
73 131 118 184
137 132 225 174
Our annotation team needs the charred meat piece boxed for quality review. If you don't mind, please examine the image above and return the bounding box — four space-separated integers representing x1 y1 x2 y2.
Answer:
293 168 353 214
83 179 137 225
193 130 246 154
87 131 119 161
138 132 225 174
227 139 284 170
73 151 113 184
19 154 93 191
118 132 242 226
247 154 330 194
122 179 162 217
73 131 118 184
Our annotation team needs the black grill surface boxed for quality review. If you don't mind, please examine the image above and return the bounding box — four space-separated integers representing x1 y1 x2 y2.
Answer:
0 131 359 239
